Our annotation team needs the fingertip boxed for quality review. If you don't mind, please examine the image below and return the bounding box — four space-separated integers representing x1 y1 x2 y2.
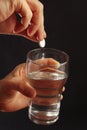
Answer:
43 31 47 38
36 31 47 41
25 81 36 98
27 23 36 36
27 28 32 37
62 87 65 92
28 87 36 98
60 95 63 100
14 19 29 34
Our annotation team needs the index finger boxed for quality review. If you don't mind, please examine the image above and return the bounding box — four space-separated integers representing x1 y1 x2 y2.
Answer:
26 58 61 73
27 0 44 36
34 58 60 68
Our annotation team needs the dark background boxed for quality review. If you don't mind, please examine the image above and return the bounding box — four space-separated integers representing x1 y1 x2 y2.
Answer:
0 0 87 129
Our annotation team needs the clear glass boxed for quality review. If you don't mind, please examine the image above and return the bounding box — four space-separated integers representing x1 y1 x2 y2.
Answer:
26 48 69 125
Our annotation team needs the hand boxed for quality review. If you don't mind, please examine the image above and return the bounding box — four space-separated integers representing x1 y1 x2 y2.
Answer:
0 59 65 112
0 63 36 112
0 0 46 42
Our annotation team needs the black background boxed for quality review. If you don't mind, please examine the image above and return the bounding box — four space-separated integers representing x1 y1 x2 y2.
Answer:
0 0 87 129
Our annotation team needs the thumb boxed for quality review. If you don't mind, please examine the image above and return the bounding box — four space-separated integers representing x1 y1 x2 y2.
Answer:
11 77 36 98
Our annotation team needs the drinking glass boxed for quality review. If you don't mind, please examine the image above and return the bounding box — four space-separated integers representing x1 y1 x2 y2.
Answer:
26 48 69 125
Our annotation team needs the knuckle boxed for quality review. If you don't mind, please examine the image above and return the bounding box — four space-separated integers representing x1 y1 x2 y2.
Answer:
28 11 33 19
39 2 44 10
36 2 44 12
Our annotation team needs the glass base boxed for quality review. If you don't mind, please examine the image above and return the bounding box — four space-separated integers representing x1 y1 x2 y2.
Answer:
28 102 60 125
29 113 59 125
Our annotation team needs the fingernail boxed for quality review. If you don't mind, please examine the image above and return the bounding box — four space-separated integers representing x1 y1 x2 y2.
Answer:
27 29 32 36
12 30 16 34
21 19 24 25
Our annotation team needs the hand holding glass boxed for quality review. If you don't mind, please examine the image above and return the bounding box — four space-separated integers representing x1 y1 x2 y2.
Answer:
26 48 69 125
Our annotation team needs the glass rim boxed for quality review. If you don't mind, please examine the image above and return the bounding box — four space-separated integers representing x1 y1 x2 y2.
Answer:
27 48 69 66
